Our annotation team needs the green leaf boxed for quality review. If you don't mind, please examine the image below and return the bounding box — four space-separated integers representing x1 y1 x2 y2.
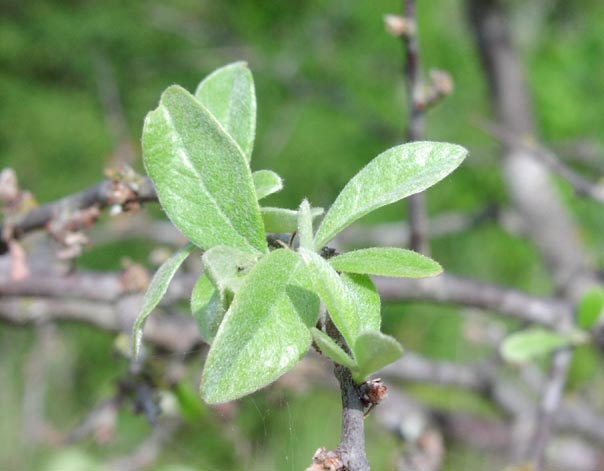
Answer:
195 62 256 161
142 85 266 254
202 245 258 297
314 142 467 249
298 248 360 348
330 247 442 278
353 331 403 381
133 243 195 358
253 170 283 200
262 207 323 233
174 381 207 421
500 328 573 364
577 288 604 330
310 327 357 370
298 199 314 251
341 273 381 332
190 274 226 344
201 249 319 404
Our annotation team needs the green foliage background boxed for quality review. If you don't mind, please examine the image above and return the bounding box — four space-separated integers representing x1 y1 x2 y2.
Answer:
1 0 604 469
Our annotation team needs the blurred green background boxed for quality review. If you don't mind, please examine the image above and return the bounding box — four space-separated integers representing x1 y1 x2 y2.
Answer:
1 0 604 470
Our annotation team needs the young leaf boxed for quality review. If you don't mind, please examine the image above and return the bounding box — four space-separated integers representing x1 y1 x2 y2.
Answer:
202 245 258 296
577 287 604 330
132 243 195 358
330 247 442 278
352 331 404 382
341 273 381 332
142 85 266 254
194 62 256 161
201 249 319 404
253 170 283 200
310 327 357 370
314 142 467 249
261 207 324 233
500 328 573 364
298 248 360 348
298 199 314 251
190 274 226 344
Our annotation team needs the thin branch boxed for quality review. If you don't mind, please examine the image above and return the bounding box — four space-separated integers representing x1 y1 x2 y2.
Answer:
479 121 604 203
524 348 573 471
0 177 157 254
401 0 429 256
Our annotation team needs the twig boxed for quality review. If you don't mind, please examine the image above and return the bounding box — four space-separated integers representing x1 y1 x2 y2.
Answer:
478 121 604 203
401 0 429 256
523 348 573 471
0 177 157 254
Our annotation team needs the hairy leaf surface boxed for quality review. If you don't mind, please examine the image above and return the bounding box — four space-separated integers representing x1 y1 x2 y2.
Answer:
190 274 226 344
310 327 357 369
353 331 403 381
195 62 256 161
201 249 319 403
330 247 442 278
133 243 195 358
142 85 265 253
261 207 323 233
314 142 467 248
253 170 283 200
298 199 314 251
341 273 381 332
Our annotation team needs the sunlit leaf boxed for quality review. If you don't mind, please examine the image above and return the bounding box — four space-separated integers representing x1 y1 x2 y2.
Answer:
253 170 283 200
261 207 323 233
341 273 381 332
314 142 467 248
298 199 314 251
299 248 360 348
330 247 442 278
133 243 195 358
142 85 266 253
195 61 256 161
201 249 319 403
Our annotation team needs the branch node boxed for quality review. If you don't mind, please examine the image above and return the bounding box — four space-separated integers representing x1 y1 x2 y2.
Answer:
383 14 415 39
307 447 346 471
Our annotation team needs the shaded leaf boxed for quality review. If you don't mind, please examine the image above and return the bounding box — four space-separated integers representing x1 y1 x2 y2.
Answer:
261 207 323 233
190 274 226 344
142 85 266 253
314 142 467 248
310 327 357 369
253 170 283 200
201 249 318 404
299 248 360 348
353 331 403 381
133 243 195 358
202 245 258 296
330 247 442 278
501 328 572 364
195 62 256 161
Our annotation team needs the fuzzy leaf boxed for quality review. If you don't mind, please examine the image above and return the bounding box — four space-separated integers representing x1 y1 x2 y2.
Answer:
253 170 283 200
314 142 467 248
142 85 266 254
190 274 226 344
501 328 573 364
577 288 604 330
201 249 319 404
299 248 360 348
330 247 442 278
202 245 258 297
195 62 256 161
262 207 324 233
133 243 195 358
353 331 403 381
341 273 381 331
298 199 314 251
310 327 357 369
